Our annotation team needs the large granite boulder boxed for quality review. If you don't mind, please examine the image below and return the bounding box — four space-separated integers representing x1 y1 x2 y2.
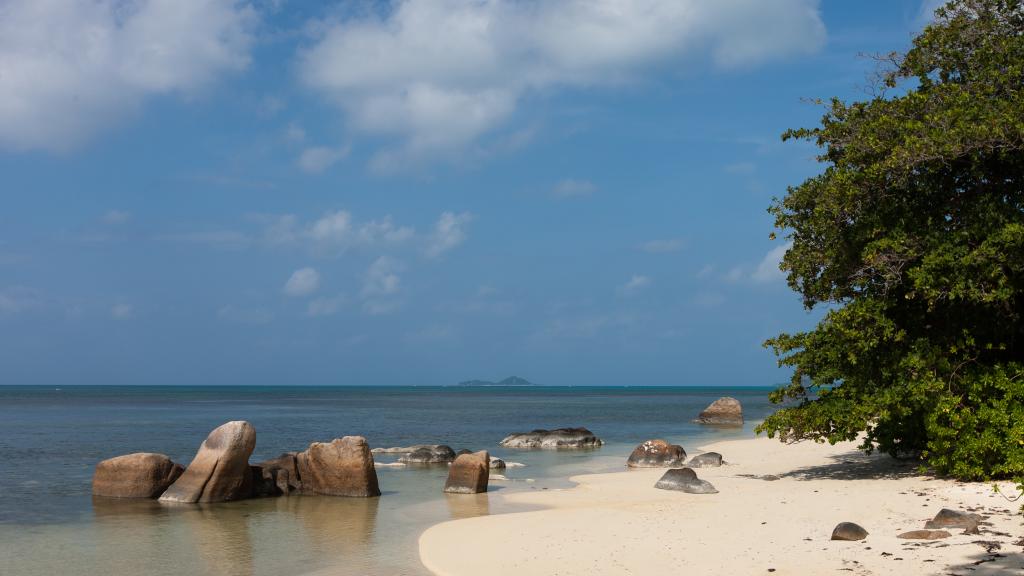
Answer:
653 467 718 494
694 397 743 426
297 436 380 497
92 453 184 498
398 445 456 464
626 439 687 468
924 508 983 533
159 421 257 503
253 452 301 496
831 522 869 541
687 452 724 468
499 427 603 449
444 450 489 494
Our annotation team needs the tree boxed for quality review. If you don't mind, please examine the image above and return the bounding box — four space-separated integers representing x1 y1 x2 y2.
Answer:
758 0 1024 485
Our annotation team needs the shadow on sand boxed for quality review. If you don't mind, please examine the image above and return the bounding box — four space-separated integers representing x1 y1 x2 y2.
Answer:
779 448 923 481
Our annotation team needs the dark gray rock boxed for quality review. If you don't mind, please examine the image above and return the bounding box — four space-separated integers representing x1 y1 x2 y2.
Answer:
253 452 301 495
653 468 718 494
626 439 686 468
489 457 506 470
499 428 603 449
687 452 724 468
398 445 456 464
831 522 869 541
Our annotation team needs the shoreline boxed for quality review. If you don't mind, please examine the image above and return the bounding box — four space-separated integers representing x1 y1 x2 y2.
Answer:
419 435 1023 576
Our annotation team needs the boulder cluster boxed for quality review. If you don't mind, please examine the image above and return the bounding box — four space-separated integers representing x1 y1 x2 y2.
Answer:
499 427 603 449
831 508 985 542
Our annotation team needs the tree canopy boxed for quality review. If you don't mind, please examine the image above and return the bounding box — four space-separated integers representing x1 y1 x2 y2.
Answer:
758 0 1024 484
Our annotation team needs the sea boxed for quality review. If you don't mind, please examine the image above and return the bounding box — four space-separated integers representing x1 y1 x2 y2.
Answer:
0 385 777 575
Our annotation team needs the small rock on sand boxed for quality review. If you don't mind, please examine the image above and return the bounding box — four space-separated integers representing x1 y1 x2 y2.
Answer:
898 530 952 540
831 522 869 541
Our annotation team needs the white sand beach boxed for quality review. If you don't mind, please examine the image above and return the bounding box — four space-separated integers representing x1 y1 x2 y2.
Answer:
420 435 1023 575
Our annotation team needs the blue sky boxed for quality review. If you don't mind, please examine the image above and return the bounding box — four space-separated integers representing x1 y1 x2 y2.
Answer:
0 0 939 386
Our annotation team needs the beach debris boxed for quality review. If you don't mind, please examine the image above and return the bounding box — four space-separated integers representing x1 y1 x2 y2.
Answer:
627 439 687 468
489 457 506 470
897 530 952 540
92 453 183 499
654 467 718 494
444 450 489 494
252 452 301 495
693 396 743 426
687 452 724 468
499 427 603 449
831 522 869 541
296 436 381 497
399 445 456 464
924 508 984 533
159 421 257 503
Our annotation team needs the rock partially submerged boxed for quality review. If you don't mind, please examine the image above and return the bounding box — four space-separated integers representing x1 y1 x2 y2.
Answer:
831 522 869 541
653 467 718 494
489 457 506 470
924 508 984 533
444 450 490 494
253 452 301 496
92 453 183 499
626 439 687 468
297 436 380 497
694 397 743 426
371 445 439 455
159 421 257 503
687 452 724 468
398 445 456 464
898 529 952 540
499 427 603 449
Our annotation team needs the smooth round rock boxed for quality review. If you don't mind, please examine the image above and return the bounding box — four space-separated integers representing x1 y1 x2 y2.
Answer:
687 452 724 468
694 397 743 426
654 468 718 494
627 439 687 468
92 453 183 499
831 522 869 541
898 530 952 540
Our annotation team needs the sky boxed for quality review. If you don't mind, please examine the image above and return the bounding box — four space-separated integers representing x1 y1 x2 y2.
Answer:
0 0 942 386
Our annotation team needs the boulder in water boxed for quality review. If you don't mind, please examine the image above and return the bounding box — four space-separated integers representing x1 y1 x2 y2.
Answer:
694 397 743 426
253 452 301 496
489 457 506 470
444 451 489 494
626 439 686 468
92 453 183 499
398 445 456 464
159 421 257 503
499 428 603 449
297 436 380 497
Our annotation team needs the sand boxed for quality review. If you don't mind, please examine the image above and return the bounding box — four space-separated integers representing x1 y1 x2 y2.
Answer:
419 435 1024 575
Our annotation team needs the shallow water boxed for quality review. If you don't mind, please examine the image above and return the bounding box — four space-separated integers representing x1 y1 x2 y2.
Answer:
0 385 773 575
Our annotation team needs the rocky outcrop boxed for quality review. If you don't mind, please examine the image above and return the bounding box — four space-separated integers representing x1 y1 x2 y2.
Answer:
253 452 301 496
626 439 686 468
694 397 743 426
159 421 257 503
297 436 380 498
831 522 869 541
92 453 183 498
898 529 952 540
489 457 506 470
499 428 603 449
924 509 983 533
398 445 456 464
687 452 724 468
371 444 441 455
444 451 489 494
653 467 718 494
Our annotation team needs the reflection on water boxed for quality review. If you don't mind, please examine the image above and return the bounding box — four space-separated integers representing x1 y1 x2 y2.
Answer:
444 492 490 520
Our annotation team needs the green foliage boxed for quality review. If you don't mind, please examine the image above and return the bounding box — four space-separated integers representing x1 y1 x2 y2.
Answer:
757 0 1024 486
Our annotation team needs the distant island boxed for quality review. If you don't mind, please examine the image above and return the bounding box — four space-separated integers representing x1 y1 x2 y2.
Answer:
456 376 536 387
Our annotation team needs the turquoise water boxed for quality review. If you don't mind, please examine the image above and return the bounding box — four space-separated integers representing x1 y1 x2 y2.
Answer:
0 385 774 575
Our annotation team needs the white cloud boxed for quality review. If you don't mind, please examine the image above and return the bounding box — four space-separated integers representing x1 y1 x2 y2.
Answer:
102 210 131 224
552 179 596 198
640 238 685 253
299 0 825 163
306 210 414 254
361 257 402 297
0 0 256 151
111 303 134 319
752 242 792 284
620 274 652 295
425 211 474 258
307 294 346 317
297 145 351 173
284 267 320 297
